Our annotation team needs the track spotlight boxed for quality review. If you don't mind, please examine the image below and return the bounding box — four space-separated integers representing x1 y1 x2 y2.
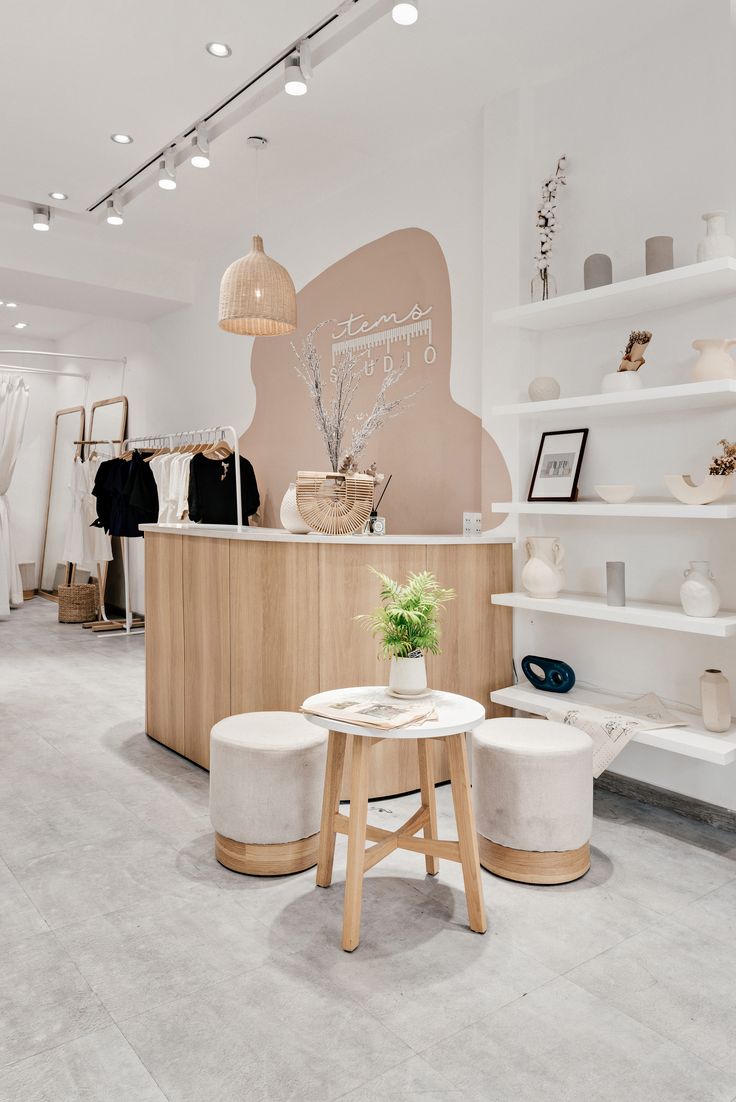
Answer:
392 1 418 24
284 41 311 96
158 150 177 190
106 193 124 225
190 125 210 168
32 207 50 231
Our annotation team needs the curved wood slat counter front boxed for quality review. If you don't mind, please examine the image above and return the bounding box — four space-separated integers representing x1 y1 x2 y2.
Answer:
141 524 513 799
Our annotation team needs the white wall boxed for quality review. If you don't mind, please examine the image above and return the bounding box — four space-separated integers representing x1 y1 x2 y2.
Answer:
483 4 736 810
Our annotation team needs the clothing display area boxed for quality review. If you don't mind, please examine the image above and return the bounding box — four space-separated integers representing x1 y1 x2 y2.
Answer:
2 3 736 1100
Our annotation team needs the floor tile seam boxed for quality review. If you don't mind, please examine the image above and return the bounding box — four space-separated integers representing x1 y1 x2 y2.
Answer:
561 971 736 1078
404 973 562 1058
1 855 51 919
107 1020 175 1101
635 906 736 955
330 1052 445 1101
0 1024 118 1077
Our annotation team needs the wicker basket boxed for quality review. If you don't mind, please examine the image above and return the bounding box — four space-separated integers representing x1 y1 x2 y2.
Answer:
58 582 98 624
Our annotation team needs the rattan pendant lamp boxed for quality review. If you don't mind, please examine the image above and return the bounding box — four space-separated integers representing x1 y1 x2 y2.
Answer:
218 137 297 336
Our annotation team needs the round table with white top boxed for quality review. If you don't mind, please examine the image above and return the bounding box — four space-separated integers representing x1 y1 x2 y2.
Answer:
302 686 487 952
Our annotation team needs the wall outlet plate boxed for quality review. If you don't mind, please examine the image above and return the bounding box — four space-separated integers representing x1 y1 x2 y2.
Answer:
463 511 482 536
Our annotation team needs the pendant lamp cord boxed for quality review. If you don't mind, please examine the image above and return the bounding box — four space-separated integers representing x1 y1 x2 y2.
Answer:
255 144 262 233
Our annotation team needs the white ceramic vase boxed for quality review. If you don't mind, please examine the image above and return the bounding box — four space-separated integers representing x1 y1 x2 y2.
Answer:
521 536 565 599
700 669 731 733
691 339 736 382
665 473 733 506
389 653 427 695
601 371 643 394
680 561 720 618
697 211 735 262
279 483 310 534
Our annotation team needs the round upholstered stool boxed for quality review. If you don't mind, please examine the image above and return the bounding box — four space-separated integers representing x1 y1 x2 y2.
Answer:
209 712 328 876
472 718 593 885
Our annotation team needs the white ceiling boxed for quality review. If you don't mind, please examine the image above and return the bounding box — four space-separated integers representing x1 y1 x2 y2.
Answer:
0 0 330 214
0 0 699 336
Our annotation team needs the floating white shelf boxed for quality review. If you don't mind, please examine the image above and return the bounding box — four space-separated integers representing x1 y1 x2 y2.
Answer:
492 500 736 519
490 257 736 331
490 681 736 765
492 592 736 637
489 379 736 418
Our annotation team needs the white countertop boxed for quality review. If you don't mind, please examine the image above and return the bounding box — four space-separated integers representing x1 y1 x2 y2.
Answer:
139 523 512 546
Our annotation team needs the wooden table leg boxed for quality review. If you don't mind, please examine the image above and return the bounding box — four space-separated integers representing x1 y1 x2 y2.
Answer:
446 733 487 934
316 730 347 889
417 738 439 876
342 734 371 952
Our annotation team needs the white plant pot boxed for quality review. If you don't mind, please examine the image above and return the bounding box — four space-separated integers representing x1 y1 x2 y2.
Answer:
601 371 643 394
521 536 565 599
389 654 427 695
665 473 733 506
700 669 731 733
279 483 310 534
680 561 720 618
691 339 736 382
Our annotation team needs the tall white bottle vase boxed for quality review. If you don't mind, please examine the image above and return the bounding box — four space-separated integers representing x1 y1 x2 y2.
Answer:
700 669 731 733
680 561 720 618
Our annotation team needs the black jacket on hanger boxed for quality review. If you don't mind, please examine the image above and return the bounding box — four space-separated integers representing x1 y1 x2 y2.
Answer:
188 453 259 525
92 453 158 537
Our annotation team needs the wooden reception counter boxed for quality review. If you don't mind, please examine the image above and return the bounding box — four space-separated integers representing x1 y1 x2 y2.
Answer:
141 524 513 798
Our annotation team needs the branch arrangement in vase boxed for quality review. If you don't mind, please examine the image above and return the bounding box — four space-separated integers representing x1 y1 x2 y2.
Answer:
532 154 567 302
292 322 420 472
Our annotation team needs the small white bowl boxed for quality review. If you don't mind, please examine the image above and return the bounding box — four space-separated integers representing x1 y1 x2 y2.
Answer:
594 484 636 504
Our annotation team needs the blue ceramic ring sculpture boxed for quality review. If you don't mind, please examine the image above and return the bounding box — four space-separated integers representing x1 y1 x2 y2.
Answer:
522 655 576 694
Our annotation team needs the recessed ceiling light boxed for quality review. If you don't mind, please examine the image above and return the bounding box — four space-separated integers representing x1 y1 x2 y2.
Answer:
49 191 68 200
206 42 231 58
392 1 418 24
6 302 17 308
14 322 28 329
110 133 133 144
0 301 3 306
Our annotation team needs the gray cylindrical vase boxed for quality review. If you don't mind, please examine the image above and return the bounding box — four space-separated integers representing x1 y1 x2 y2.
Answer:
645 236 674 275
606 562 626 607
584 253 613 290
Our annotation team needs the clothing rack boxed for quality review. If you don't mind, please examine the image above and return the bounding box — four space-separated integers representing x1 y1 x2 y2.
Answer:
71 437 141 636
121 424 243 529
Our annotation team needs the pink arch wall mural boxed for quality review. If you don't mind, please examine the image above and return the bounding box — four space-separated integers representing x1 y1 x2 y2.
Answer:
241 227 510 533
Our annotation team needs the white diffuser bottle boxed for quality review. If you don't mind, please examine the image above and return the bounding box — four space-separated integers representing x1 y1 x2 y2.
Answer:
700 669 731 733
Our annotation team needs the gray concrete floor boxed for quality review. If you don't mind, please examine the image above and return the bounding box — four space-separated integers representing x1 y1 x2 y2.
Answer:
2 599 736 1101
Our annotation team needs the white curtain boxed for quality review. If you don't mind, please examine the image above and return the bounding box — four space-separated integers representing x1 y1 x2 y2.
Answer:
0 375 30 620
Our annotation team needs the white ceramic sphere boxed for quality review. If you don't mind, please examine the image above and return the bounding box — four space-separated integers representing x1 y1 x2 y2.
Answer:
528 376 561 402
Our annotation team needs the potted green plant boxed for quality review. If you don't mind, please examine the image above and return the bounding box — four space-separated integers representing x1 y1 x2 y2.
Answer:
356 568 455 696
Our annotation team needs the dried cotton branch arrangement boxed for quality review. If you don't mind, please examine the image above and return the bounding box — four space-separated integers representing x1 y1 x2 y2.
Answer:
534 154 567 301
292 322 420 472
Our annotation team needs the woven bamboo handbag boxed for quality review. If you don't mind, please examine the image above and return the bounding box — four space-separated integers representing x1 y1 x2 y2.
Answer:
295 471 374 535
58 582 99 624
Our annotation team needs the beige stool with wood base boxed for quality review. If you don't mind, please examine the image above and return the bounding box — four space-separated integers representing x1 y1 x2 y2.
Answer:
209 712 327 875
472 718 593 885
304 687 487 952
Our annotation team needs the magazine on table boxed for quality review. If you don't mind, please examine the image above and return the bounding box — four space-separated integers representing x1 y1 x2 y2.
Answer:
301 696 436 730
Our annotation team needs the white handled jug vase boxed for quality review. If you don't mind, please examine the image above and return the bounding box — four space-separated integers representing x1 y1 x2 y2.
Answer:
521 536 565 599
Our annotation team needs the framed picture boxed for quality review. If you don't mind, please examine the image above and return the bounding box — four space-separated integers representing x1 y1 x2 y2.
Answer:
528 428 588 502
